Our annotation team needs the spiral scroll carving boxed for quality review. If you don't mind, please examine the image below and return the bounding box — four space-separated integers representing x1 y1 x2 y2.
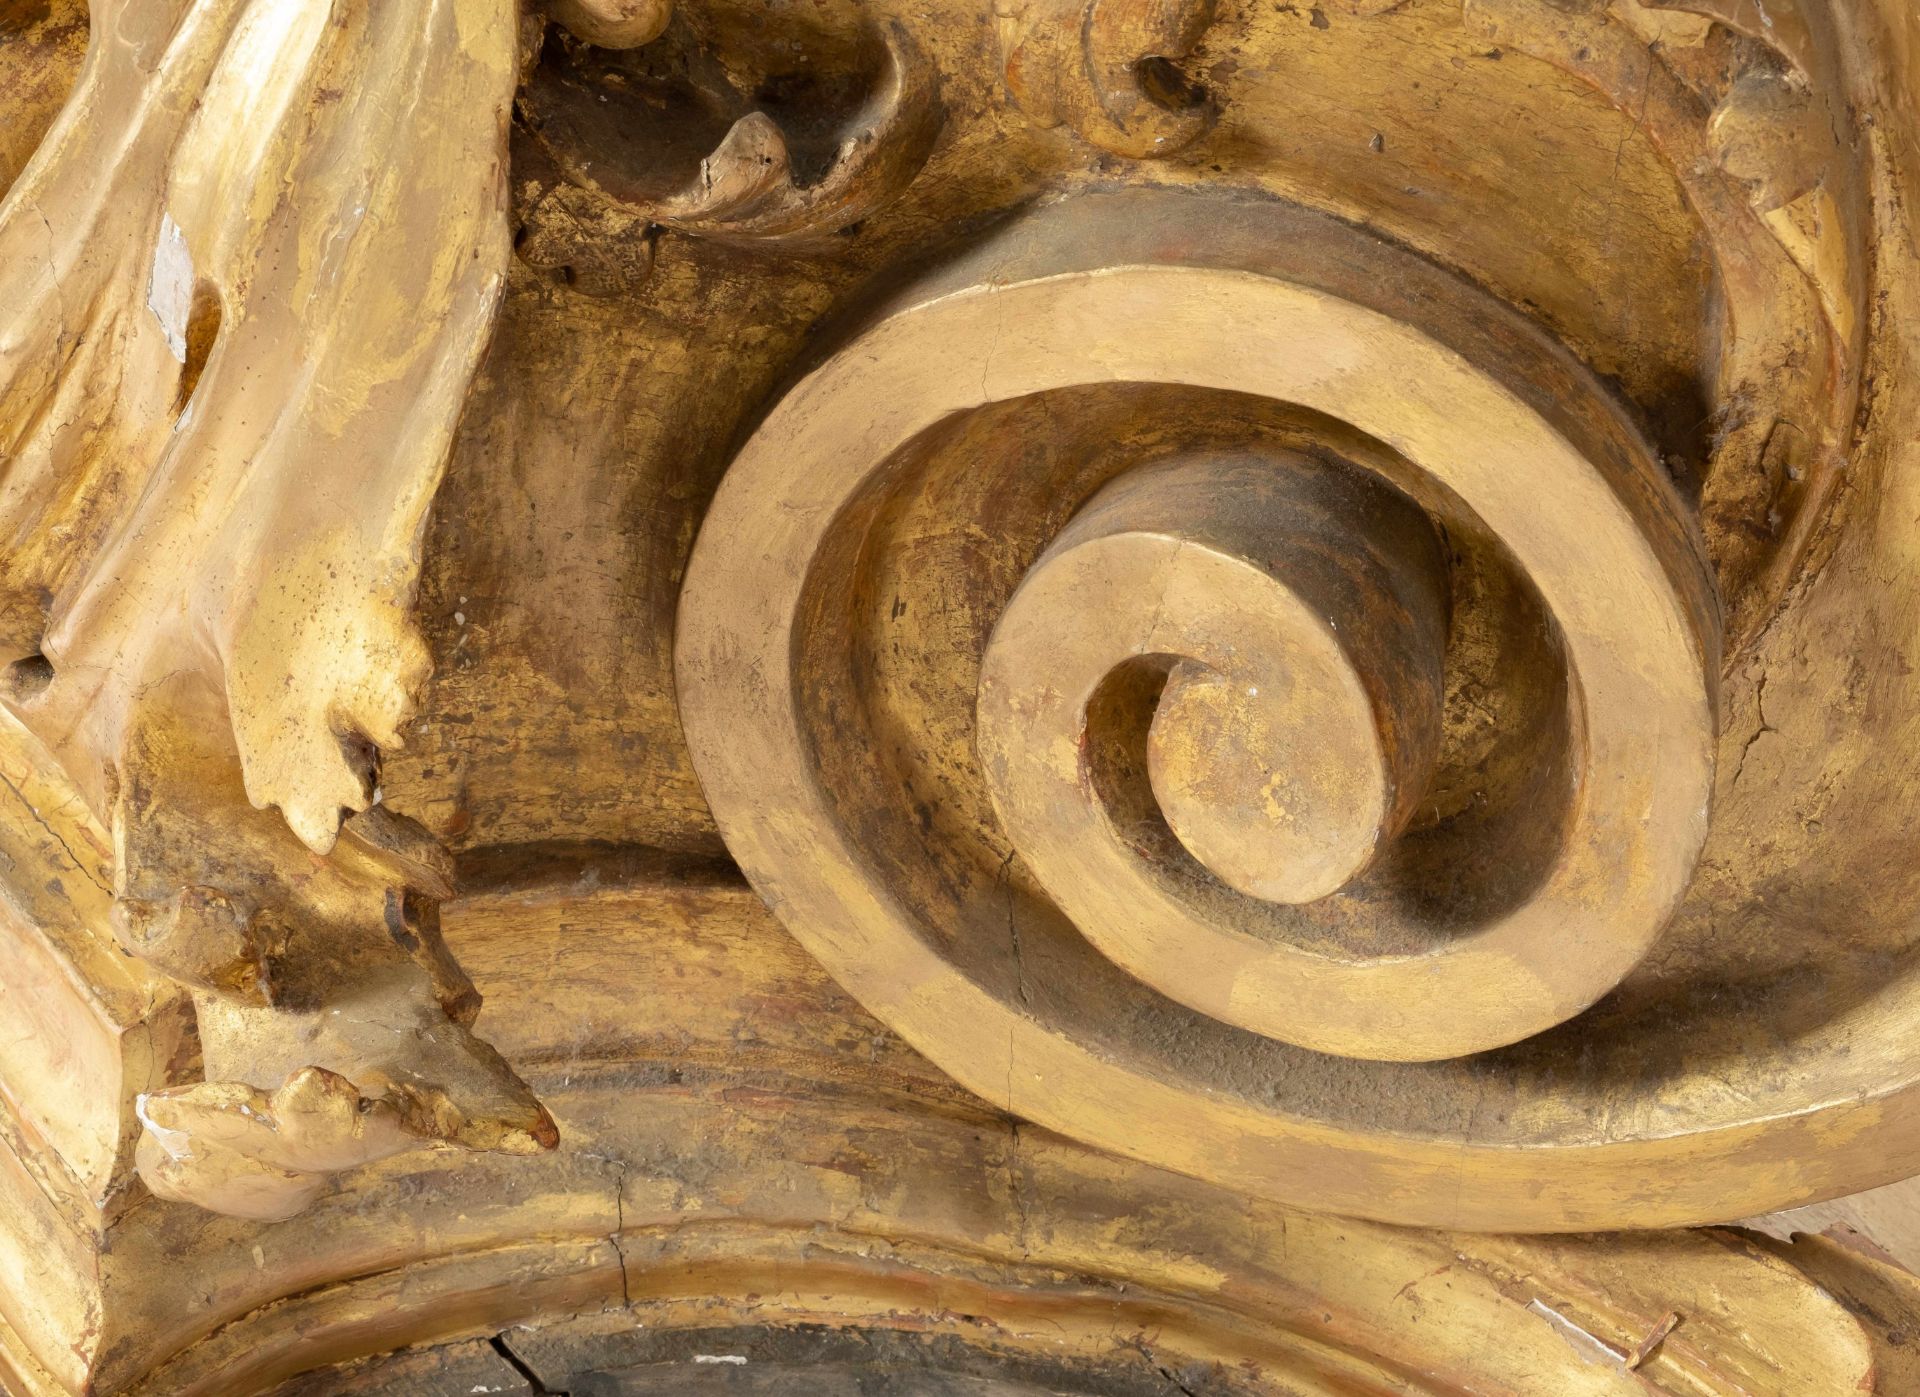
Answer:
678 188 1742 1227
971 444 1682 1063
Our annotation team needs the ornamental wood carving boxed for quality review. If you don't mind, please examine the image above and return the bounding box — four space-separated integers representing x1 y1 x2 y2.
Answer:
2 0 1920 1390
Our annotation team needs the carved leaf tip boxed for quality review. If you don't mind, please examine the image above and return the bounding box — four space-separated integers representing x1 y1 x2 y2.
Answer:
135 974 559 1220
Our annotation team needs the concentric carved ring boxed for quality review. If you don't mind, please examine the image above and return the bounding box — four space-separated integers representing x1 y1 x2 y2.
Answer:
988 450 1452 915
979 449 1468 1055
680 190 1731 1226
972 392 1706 1059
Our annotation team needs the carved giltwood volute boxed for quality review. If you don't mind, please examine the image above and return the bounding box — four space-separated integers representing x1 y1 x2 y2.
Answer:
670 0 1912 1227
4 0 1920 1390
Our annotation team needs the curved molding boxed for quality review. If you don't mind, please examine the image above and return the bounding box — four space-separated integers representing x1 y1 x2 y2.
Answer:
82 879 1905 1395
1464 0 1868 645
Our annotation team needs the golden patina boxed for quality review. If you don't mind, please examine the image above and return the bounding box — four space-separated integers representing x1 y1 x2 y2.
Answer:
3 0 1920 1390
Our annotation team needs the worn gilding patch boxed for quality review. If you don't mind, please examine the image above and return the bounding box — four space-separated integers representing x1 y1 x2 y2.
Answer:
146 212 191 363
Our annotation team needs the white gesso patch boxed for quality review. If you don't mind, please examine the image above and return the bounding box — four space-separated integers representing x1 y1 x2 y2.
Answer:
692 1355 749 1365
147 212 193 363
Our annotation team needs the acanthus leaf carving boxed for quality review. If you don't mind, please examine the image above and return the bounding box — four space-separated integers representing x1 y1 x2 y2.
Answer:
0 0 555 1217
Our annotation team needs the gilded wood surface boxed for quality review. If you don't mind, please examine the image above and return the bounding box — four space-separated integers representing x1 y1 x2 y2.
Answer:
1 0 1920 1389
6 869 1918 1394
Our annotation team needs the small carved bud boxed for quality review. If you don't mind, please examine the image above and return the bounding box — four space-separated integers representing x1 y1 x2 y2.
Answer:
546 0 673 49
